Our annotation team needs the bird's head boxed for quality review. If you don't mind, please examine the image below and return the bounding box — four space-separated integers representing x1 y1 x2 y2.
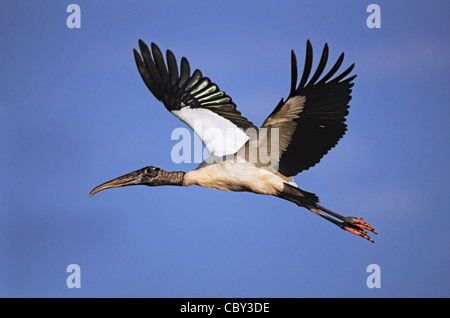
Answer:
89 166 168 196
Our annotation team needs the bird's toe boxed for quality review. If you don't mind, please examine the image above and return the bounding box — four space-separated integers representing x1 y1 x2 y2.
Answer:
341 217 377 242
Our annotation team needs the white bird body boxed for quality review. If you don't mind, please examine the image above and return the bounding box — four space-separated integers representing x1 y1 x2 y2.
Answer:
184 159 290 195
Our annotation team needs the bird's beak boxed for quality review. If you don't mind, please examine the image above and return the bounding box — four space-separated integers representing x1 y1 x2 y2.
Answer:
89 169 142 196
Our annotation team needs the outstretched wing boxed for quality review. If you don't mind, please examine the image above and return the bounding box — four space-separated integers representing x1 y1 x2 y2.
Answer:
133 40 257 157
260 40 356 177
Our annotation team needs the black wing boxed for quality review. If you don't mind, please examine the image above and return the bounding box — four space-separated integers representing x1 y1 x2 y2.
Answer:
261 40 356 177
133 40 257 133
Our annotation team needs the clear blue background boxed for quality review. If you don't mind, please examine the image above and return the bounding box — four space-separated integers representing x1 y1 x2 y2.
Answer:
1 0 449 297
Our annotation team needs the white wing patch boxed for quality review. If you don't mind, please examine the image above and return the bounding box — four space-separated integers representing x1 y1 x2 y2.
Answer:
235 95 306 172
172 107 250 156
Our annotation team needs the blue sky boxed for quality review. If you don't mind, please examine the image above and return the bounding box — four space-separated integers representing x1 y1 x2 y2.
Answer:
1 0 449 297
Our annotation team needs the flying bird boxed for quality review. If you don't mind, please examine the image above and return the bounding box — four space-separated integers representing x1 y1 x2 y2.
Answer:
90 40 377 242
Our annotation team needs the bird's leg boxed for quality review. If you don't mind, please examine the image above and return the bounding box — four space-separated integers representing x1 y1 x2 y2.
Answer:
310 205 377 243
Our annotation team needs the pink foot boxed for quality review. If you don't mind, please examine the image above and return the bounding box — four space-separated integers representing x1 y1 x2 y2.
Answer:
342 217 377 243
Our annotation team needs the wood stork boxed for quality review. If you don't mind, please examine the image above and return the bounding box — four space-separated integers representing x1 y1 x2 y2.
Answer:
90 40 377 242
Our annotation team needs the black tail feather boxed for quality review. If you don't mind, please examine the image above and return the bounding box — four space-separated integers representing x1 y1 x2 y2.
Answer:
278 183 318 207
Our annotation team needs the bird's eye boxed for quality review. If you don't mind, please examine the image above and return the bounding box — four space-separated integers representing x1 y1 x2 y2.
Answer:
144 166 158 174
